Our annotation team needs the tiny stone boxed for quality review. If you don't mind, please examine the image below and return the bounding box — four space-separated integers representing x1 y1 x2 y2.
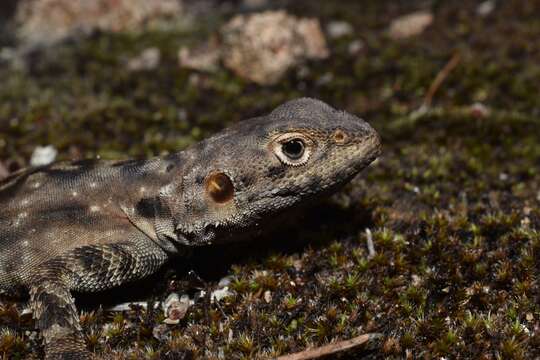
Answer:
365 228 375 259
0 161 9 180
388 11 433 40
264 290 272 303
30 145 58 166
348 39 364 55
211 286 233 302
218 275 234 288
477 0 495 16
152 324 170 341
470 102 490 118
316 72 334 86
128 47 161 71
178 38 221 73
108 301 148 312
162 293 191 324
326 20 353 39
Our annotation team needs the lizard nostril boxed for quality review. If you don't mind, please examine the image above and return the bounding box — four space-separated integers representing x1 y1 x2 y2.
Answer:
205 172 234 203
332 129 348 145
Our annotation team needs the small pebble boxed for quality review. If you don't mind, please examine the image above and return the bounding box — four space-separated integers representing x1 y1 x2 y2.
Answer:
326 20 353 38
128 47 160 71
264 290 272 303
30 145 57 166
163 293 192 324
348 39 364 55
476 0 495 16
388 11 433 39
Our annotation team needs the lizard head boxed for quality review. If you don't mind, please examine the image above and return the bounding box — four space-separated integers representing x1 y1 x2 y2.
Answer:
162 98 381 246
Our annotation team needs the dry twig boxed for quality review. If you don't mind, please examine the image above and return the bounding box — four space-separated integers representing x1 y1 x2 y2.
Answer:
423 51 461 107
276 333 381 360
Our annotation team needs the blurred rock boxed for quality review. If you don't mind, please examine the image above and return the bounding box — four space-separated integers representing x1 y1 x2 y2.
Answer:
388 10 433 40
178 37 221 72
152 324 170 341
264 290 272 303
162 293 192 324
348 39 364 55
470 102 491 118
128 47 161 71
15 0 185 45
242 0 269 10
30 145 57 166
326 20 353 39
0 161 9 180
221 10 328 85
477 1 496 17
107 301 158 311
211 285 233 302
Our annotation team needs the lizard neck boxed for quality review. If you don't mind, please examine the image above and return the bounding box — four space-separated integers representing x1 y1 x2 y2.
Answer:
117 154 185 254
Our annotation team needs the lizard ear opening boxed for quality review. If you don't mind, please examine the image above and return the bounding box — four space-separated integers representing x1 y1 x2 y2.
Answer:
205 172 234 203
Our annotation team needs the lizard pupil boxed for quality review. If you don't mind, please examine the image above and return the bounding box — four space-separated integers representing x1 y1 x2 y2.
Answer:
205 172 234 203
282 139 305 160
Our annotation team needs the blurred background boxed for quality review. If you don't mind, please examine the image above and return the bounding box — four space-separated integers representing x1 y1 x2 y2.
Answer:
0 1 539 359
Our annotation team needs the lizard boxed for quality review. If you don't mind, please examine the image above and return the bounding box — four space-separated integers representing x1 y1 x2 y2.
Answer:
0 98 381 359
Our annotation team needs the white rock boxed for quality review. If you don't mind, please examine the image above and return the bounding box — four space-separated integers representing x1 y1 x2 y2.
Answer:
178 39 221 72
477 1 495 16
326 20 353 39
264 290 272 303
470 102 491 118
15 0 186 45
108 301 159 311
162 293 192 324
221 10 328 85
128 47 161 71
388 11 433 40
348 39 364 55
30 145 57 166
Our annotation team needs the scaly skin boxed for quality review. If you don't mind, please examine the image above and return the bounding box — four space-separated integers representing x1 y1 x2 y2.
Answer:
0 98 381 359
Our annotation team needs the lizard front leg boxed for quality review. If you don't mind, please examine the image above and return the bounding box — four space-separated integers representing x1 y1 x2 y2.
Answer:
29 238 170 359
30 273 89 359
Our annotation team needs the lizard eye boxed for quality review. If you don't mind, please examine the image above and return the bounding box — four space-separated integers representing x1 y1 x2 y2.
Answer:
282 139 305 160
271 133 312 166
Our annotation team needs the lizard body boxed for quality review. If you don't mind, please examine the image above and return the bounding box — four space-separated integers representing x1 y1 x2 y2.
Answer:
0 98 381 359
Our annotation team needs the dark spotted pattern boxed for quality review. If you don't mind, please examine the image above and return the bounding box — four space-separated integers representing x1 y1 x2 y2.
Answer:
135 197 157 219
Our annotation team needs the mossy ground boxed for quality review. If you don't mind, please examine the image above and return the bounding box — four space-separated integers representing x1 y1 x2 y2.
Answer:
1 0 539 359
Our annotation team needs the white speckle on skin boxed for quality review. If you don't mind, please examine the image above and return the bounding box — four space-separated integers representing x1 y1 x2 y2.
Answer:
21 199 29 206
90 205 100 212
72 191 78 197
139 187 146 194
32 182 41 189
22 240 29 247
159 183 174 196
90 182 97 188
